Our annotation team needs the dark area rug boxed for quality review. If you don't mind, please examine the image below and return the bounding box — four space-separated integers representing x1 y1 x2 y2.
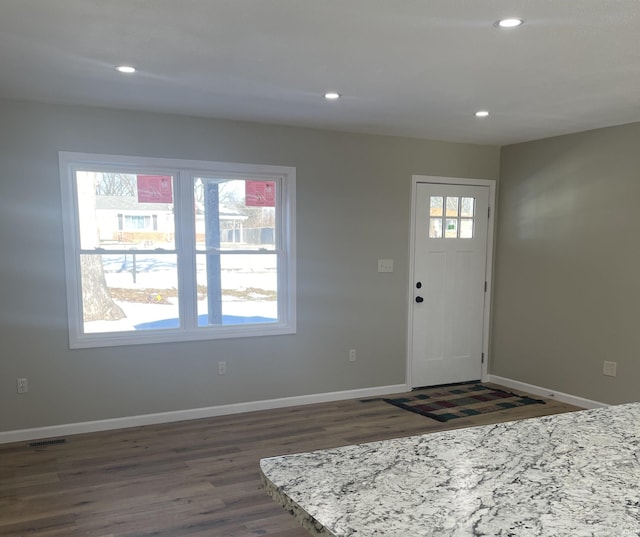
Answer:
383 382 545 422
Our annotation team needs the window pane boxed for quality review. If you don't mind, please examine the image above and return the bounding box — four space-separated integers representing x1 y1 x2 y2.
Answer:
460 219 474 238
196 253 278 326
77 171 175 250
461 197 475 218
429 218 443 238
429 196 443 217
445 218 458 238
81 253 179 333
445 197 459 217
195 178 277 252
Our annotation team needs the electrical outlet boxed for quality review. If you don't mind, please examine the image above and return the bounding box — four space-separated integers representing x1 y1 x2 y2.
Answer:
17 377 28 394
603 360 617 377
349 349 357 362
218 361 227 375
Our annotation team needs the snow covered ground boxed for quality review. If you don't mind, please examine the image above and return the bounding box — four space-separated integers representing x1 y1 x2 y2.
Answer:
84 253 277 333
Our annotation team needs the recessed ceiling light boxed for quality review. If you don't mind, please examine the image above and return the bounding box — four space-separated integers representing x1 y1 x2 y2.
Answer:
496 18 524 28
116 65 136 74
324 92 340 100
475 110 490 118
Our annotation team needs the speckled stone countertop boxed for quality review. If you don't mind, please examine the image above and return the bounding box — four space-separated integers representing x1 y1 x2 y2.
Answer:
260 403 640 536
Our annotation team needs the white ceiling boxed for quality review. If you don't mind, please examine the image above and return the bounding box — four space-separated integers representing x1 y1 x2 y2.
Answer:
1 1 639 146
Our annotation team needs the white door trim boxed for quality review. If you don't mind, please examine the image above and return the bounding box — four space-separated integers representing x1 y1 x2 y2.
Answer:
407 175 496 388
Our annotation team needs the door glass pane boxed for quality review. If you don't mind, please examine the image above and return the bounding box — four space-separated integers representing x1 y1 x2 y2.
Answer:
445 197 459 217
429 218 443 238
196 253 278 326
81 253 179 333
429 196 443 217
460 219 474 238
461 197 475 217
76 171 175 250
445 218 458 238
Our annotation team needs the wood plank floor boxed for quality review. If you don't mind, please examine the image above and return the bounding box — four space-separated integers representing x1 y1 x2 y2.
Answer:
0 384 581 537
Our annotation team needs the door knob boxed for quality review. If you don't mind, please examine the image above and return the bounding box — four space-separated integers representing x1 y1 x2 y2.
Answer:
415 296 424 303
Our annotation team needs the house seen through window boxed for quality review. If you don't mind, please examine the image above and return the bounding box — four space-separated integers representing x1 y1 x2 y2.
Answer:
60 153 296 348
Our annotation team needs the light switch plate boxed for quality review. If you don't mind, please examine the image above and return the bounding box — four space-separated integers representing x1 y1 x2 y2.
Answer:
378 259 394 273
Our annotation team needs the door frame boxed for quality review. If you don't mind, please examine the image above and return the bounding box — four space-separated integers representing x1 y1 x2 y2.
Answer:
406 175 497 388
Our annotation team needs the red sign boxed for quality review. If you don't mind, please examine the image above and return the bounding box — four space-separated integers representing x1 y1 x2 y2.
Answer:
245 181 276 207
137 175 173 203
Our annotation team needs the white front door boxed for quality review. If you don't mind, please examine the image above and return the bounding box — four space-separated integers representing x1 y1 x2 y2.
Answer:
410 181 491 388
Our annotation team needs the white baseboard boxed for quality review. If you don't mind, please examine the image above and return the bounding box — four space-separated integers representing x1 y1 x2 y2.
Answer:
485 375 608 409
0 383 408 445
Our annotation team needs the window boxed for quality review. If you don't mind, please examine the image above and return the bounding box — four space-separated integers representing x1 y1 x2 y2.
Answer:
429 196 475 239
59 152 296 348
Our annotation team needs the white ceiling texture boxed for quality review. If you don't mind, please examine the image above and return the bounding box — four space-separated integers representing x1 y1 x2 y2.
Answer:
0 1 639 145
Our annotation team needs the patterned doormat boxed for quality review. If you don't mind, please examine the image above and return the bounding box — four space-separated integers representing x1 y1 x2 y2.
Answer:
383 383 545 422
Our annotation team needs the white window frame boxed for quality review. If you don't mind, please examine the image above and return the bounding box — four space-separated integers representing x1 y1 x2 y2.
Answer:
59 152 296 349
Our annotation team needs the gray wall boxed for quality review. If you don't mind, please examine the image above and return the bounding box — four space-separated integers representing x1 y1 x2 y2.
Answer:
492 121 640 404
0 99 499 432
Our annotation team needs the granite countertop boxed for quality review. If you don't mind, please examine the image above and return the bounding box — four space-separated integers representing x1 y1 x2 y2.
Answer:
260 403 640 536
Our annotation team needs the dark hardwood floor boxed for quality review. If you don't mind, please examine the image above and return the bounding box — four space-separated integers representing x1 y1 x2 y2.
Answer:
0 384 581 537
